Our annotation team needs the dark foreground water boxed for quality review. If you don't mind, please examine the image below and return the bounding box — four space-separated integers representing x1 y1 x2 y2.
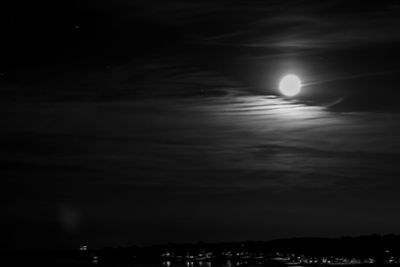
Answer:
4 259 380 267
4 259 275 267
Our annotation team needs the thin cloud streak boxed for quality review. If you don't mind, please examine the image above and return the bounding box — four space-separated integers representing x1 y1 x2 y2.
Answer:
303 69 400 86
200 1 400 51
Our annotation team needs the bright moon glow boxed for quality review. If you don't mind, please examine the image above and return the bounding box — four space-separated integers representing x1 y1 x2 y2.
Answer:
279 74 302 97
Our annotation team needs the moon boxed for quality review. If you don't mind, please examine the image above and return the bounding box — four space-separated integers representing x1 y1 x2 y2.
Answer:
279 74 302 97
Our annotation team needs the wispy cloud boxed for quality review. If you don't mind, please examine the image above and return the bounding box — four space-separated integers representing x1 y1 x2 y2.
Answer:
200 1 400 51
3 95 400 193
3 92 400 245
2 57 240 101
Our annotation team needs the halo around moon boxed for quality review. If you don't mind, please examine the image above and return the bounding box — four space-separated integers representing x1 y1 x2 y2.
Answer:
279 74 302 97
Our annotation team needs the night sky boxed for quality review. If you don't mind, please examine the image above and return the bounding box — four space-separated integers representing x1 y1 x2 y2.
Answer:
2 0 400 249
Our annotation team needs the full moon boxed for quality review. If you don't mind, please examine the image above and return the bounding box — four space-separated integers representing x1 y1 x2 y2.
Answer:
279 74 302 97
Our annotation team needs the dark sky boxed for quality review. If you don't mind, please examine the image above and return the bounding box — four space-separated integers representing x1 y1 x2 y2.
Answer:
2 0 400 249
